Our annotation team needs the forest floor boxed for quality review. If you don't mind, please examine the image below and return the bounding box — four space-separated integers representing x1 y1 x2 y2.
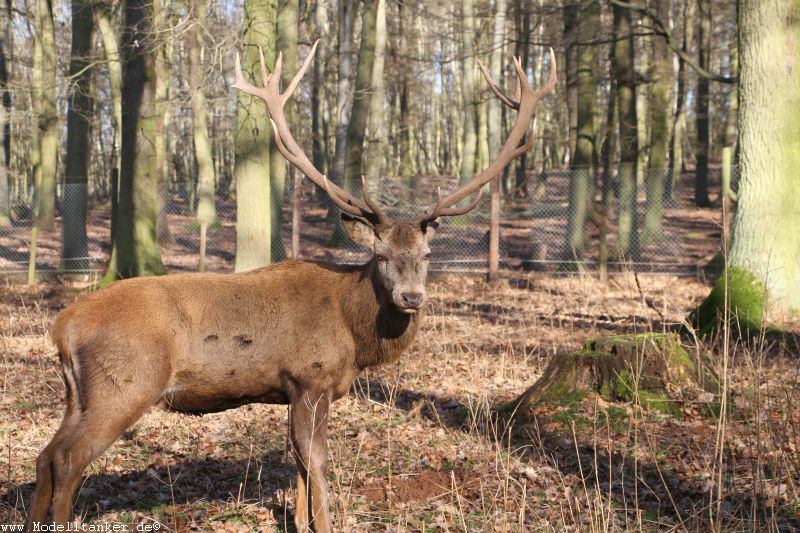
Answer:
1 272 799 532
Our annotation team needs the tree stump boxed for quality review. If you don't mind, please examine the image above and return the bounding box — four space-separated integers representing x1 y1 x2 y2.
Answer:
510 333 719 415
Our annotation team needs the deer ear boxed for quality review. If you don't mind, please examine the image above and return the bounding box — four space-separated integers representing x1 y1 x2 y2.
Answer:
341 213 375 248
421 220 439 240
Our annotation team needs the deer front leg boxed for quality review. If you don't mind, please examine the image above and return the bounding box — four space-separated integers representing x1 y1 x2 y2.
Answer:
290 391 332 533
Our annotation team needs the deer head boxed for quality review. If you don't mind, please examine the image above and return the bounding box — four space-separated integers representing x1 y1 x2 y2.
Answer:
232 41 556 312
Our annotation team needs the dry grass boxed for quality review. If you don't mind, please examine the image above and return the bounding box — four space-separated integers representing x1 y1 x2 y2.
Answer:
0 273 798 532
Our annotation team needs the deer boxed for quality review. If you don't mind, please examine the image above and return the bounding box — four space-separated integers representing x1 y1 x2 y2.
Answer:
25 41 556 532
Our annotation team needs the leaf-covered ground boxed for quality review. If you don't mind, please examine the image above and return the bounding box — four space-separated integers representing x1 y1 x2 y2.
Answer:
1 273 798 532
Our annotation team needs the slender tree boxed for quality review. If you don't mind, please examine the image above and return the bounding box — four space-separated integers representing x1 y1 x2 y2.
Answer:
190 0 216 272
564 0 598 259
34 0 57 230
563 1 578 163
364 0 387 181
61 0 94 271
343 0 379 193
667 0 693 202
642 0 670 242
0 5 10 227
694 0 712 207
692 0 800 333
106 0 167 279
234 0 275 272
271 0 298 261
612 2 639 259
333 0 354 184
459 0 477 183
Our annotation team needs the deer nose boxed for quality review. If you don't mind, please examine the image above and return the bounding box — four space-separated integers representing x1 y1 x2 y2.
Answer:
401 292 423 308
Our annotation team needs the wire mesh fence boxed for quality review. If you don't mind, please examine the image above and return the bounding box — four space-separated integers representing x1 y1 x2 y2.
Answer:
0 166 738 276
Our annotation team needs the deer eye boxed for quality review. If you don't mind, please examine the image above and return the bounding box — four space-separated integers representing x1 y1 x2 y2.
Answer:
375 254 389 262
423 253 431 261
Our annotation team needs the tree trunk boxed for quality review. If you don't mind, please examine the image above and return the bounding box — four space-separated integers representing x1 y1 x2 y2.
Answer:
563 1 578 165
694 0 712 208
612 4 639 260
0 12 10 226
333 0 354 185
667 0 693 204
105 0 167 280
459 0 477 183
486 0 507 163
513 1 530 197
564 0 598 261
234 0 275 272
271 0 298 261
364 0 387 182
311 0 329 195
34 0 57 231
691 0 800 334
343 0 378 194
61 0 93 271
190 0 216 272
154 0 173 246
642 0 670 243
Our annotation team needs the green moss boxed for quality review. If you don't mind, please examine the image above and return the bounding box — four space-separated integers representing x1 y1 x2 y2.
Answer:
690 266 765 337
613 370 634 402
637 389 682 416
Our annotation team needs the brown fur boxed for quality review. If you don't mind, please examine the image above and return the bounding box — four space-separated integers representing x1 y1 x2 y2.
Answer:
26 221 433 533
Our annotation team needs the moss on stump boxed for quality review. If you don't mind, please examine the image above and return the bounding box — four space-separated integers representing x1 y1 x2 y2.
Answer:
510 333 718 416
689 266 765 337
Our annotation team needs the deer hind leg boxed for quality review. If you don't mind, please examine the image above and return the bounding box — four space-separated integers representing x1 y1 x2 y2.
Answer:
290 392 331 533
25 401 80 529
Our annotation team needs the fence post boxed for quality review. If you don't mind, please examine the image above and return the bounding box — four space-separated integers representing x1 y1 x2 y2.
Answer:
488 176 500 282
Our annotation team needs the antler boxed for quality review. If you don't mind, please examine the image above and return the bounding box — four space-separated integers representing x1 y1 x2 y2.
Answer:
232 41 389 227
416 49 557 225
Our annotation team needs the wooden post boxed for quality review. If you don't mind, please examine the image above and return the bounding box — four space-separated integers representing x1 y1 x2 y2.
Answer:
488 177 500 282
291 170 302 259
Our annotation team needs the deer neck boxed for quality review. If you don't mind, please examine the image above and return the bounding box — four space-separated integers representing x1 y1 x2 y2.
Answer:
342 261 423 370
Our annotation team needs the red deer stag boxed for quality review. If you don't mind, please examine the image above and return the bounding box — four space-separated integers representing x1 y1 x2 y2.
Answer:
26 41 555 532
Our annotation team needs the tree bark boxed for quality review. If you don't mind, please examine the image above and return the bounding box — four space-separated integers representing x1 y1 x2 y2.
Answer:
667 0 693 204
642 0 670 242
564 0 598 261
105 0 167 280
333 0 354 185
61 0 94 271
563 1 578 165
459 0 477 183
271 0 298 261
235 0 275 272
35 0 57 230
694 0 712 207
343 0 378 194
0 9 10 226
364 0 387 184
612 3 639 260
691 0 800 333
190 0 216 272
513 1 530 197
154 0 173 246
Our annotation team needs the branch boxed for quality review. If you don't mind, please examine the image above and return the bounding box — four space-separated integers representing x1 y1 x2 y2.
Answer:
608 0 735 84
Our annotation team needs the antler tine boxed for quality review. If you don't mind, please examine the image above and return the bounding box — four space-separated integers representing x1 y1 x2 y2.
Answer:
360 175 389 226
282 40 319 105
258 47 271 89
232 51 268 99
416 48 556 223
476 58 518 110
232 41 379 224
